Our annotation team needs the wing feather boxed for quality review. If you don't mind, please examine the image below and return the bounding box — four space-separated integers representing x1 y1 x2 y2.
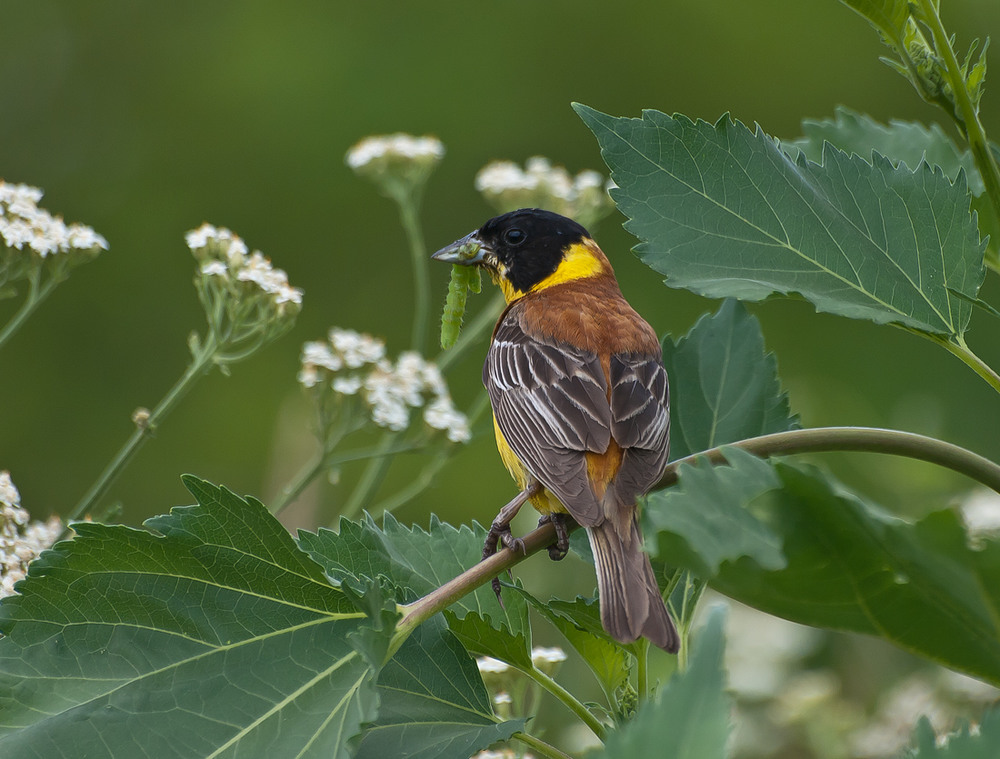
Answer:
486 317 609 525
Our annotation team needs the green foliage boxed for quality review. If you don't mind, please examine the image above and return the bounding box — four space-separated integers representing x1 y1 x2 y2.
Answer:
0 477 384 759
513 590 634 713
644 448 785 576
786 107 982 191
662 298 797 461
357 616 524 759
299 514 532 666
598 606 731 759
645 459 1000 687
575 104 985 340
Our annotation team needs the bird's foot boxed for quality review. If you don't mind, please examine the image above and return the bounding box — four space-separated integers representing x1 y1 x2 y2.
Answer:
538 513 571 561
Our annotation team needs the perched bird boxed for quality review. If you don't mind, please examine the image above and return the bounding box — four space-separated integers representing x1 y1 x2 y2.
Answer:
432 208 678 652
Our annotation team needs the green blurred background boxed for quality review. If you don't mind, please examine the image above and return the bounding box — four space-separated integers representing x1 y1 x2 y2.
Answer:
2 0 1000 535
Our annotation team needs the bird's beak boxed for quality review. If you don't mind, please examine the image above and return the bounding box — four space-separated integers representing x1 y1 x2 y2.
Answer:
431 230 489 266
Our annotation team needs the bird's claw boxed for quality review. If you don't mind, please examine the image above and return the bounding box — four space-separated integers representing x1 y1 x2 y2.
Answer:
539 513 571 561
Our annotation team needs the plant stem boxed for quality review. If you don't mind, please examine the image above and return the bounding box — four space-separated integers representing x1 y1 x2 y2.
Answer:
912 0 1000 239
635 637 650 701
522 664 608 742
657 426 1000 493
936 335 1000 395
340 432 399 519
513 731 576 759
272 440 428 516
270 450 327 516
65 335 218 530
398 195 429 355
0 269 59 351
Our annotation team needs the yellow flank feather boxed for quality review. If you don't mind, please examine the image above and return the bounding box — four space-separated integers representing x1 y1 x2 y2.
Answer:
496 241 607 304
493 416 567 515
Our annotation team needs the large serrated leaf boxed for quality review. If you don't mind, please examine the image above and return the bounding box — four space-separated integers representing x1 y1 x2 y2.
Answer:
663 299 797 461
786 107 984 195
643 447 785 575
665 462 1000 686
0 476 383 759
599 605 731 759
357 616 524 759
299 514 532 666
575 105 985 338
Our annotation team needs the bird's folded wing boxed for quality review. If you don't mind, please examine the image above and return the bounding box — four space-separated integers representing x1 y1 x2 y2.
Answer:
485 317 610 525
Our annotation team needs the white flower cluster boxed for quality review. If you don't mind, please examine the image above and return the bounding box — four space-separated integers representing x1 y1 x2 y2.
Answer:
0 181 108 258
475 157 615 228
1 471 63 598
186 223 303 310
299 328 471 443
345 134 445 198
346 134 445 172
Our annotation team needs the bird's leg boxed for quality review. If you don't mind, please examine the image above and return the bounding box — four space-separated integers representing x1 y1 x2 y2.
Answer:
538 513 571 561
483 481 542 602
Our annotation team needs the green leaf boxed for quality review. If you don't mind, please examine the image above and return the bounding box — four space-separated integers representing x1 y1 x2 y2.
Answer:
663 298 797 461
299 514 532 667
906 709 1000 757
0 476 385 759
513 591 634 709
599 605 731 759
643 447 786 575
836 0 910 46
357 616 524 759
705 463 1000 686
574 105 985 339
785 107 984 195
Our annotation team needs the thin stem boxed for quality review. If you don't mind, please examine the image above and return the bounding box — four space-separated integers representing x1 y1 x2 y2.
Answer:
656 426 1000 494
270 450 326 516
273 440 429 517
512 731 576 759
65 335 219 528
398 195 429 354
935 335 1000 394
912 0 1000 236
635 637 650 702
340 432 399 519
521 665 607 742
0 269 59 351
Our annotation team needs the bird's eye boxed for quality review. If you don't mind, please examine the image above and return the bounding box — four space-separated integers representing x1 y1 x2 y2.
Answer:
503 228 526 246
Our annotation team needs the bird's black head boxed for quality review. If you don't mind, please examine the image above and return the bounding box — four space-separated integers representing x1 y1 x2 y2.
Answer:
432 208 595 298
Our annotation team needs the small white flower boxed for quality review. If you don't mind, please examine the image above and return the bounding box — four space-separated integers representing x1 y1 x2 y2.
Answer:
531 646 568 666
332 376 363 395
0 472 21 510
303 342 342 370
423 396 471 443
330 328 386 368
476 656 510 675
0 472 63 600
200 261 228 277
185 223 217 251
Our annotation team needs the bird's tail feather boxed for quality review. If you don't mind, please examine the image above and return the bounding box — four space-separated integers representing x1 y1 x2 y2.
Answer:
587 517 679 653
